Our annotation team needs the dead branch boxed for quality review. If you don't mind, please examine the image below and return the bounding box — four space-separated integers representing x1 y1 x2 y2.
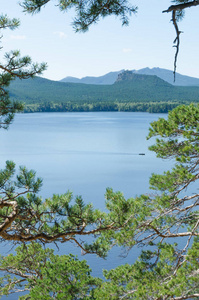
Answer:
163 1 199 13
163 0 199 81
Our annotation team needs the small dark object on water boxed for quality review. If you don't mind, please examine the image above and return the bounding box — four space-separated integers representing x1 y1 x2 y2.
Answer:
139 153 145 155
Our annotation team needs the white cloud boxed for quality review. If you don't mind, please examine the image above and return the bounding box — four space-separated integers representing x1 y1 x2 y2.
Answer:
53 31 67 39
10 35 26 40
122 48 132 53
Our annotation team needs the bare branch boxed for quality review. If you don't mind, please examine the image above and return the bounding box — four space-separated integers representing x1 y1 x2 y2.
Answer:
163 1 199 80
172 10 181 82
163 1 199 13
174 294 199 300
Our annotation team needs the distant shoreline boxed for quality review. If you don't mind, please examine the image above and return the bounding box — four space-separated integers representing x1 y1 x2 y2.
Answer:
23 101 185 114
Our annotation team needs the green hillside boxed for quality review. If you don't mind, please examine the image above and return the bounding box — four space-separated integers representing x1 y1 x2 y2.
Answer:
8 71 199 113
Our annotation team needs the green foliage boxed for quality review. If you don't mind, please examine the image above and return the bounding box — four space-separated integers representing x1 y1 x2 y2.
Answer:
0 243 101 299
93 239 199 299
0 15 46 129
0 160 141 258
148 105 199 178
21 0 137 32
0 14 20 30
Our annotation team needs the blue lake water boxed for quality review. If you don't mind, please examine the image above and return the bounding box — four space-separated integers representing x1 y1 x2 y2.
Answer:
0 111 171 298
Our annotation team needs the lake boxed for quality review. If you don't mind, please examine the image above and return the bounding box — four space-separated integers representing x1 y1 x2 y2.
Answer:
0 112 170 298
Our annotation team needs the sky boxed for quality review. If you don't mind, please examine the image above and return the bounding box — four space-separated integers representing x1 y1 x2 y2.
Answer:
1 0 199 81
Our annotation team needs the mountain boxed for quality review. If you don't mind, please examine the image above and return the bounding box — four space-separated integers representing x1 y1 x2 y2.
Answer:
135 67 199 86
116 70 171 88
60 67 199 86
8 71 199 107
60 71 124 85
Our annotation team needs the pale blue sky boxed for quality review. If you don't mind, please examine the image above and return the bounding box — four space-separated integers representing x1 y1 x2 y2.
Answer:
1 1 199 81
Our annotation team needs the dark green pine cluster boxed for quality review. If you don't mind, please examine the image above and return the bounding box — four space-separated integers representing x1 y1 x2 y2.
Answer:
0 15 46 129
21 0 137 32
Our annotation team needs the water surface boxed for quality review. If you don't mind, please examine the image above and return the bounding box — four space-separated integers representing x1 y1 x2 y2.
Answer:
0 112 170 298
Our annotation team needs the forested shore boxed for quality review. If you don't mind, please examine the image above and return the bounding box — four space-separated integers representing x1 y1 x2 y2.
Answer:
24 101 188 113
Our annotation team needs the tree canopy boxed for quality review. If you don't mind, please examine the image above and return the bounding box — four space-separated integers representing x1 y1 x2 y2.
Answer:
20 0 137 32
94 104 199 299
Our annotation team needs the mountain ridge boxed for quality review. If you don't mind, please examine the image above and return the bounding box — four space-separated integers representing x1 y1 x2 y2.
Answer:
60 71 124 85
60 67 199 86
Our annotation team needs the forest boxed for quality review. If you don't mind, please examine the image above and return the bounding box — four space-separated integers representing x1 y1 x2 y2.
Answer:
24 101 181 113
9 72 199 113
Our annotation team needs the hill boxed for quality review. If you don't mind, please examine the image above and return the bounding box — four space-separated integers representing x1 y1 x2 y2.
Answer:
60 67 199 86
8 71 199 113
